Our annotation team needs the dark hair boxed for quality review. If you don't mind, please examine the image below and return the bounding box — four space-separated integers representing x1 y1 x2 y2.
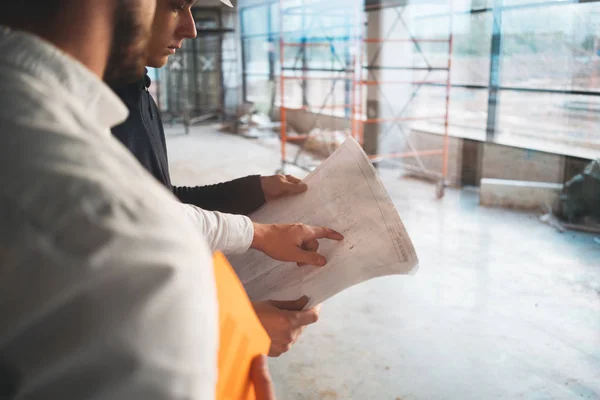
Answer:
0 1 64 29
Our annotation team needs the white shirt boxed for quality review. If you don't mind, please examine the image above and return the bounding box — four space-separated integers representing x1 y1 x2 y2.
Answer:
0 28 218 399
183 205 254 255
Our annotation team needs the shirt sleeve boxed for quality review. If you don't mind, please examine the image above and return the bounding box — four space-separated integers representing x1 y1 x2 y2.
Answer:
179 203 254 255
173 175 266 216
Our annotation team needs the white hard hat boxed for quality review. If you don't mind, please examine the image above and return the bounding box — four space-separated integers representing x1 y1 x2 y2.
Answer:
220 0 233 6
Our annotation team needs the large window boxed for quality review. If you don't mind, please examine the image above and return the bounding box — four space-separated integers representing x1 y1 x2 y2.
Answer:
240 0 600 158
407 0 600 157
240 0 356 116
494 1 600 158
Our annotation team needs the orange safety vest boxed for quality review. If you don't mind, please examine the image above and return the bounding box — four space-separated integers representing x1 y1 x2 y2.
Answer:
213 252 270 400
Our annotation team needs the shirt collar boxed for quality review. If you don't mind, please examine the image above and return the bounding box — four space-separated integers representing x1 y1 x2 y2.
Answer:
0 26 129 131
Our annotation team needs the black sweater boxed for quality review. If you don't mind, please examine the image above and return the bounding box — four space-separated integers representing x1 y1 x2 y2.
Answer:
111 73 266 215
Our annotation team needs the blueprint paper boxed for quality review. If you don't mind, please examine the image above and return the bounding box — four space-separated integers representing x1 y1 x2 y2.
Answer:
228 138 418 309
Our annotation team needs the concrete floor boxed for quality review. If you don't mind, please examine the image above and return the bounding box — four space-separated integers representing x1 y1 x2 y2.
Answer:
165 125 600 400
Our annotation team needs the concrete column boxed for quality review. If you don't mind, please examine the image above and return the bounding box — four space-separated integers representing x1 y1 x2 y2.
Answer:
363 4 382 156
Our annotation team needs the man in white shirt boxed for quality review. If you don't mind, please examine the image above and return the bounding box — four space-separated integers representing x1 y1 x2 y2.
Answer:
0 1 275 398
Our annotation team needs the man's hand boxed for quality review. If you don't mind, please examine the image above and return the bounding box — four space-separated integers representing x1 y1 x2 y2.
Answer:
252 223 344 266
260 174 308 202
253 296 321 357
250 355 276 400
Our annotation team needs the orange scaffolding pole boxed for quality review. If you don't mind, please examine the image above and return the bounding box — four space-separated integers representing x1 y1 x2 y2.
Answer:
363 38 450 43
278 0 286 168
281 76 354 81
442 0 455 184
278 0 362 173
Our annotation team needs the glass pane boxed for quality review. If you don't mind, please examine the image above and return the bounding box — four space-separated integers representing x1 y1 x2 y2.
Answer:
241 6 269 36
274 77 305 109
500 2 600 91
243 38 271 75
406 10 452 70
246 75 273 109
452 11 493 86
305 74 351 117
495 90 600 158
502 0 569 8
271 2 279 33
496 1 600 156
305 42 353 71
412 11 492 85
280 0 304 34
445 0 494 12
403 86 489 140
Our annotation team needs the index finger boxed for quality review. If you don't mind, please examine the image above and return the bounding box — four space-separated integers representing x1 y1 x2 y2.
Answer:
306 226 344 241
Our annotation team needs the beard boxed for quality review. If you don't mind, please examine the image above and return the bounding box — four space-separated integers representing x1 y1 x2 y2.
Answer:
104 0 152 85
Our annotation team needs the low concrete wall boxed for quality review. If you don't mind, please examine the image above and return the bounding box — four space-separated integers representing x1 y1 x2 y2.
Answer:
480 179 563 212
481 143 565 184
281 109 586 189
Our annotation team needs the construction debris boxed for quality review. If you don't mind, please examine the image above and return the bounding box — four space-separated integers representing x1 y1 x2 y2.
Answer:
219 101 281 138
560 158 600 224
303 128 350 157
540 212 566 233
543 159 600 234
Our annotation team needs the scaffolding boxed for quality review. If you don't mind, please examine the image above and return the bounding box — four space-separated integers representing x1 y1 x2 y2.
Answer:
277 0 363 172
276 0 454 197
358 0 454 197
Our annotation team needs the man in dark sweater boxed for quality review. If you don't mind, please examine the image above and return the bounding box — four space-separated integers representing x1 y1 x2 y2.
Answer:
112 0 306 216
111 0 333 358
112 71 306 216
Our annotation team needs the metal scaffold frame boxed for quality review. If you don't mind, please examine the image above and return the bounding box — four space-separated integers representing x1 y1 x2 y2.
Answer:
277 0 364 173
277 0 453 198
358 0 454 198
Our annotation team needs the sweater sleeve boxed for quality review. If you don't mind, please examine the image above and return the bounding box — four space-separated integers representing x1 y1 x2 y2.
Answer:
173 175 266 216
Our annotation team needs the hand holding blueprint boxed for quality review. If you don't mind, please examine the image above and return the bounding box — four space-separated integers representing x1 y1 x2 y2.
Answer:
227 138 418 308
